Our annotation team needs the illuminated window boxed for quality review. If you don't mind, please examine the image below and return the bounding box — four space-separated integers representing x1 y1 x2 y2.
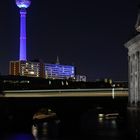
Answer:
30 71 35 75
49 81 51 85
31 64 34 69
61 81 64 86
66 81 69 85
21 69 24 75
26 63 28 66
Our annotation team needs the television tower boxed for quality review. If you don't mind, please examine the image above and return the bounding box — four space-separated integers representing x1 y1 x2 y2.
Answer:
15 0 31 61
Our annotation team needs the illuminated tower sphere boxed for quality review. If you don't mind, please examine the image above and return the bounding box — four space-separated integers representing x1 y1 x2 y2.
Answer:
15 0 31 61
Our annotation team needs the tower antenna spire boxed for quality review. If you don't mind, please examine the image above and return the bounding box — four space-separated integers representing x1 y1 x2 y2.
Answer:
56 56 60 64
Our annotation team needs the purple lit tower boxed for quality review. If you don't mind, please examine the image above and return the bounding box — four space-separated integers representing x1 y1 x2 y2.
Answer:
15 0 31 61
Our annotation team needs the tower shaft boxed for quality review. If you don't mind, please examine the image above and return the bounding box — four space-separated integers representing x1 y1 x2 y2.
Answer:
20 8 27 61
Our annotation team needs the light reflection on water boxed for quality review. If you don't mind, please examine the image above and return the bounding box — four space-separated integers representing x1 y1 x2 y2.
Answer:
5 133 35 140
31 119 60 140
3 108 140 140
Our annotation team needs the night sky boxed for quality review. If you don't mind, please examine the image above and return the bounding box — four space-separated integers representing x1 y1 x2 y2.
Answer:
0 0 139 81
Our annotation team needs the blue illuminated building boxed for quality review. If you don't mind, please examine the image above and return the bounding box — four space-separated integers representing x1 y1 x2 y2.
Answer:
44 63 75 80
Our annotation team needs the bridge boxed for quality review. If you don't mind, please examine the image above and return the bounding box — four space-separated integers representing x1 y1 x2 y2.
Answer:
2 88 128 98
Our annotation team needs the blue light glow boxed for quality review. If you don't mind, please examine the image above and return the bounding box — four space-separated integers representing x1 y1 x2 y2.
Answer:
7 134 34 140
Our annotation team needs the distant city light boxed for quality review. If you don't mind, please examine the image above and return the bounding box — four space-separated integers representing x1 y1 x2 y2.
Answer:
98 114 104 118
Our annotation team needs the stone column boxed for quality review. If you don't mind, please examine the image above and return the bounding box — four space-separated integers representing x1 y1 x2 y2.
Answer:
138 51 140 104
125 34 140 107
128 54 133 105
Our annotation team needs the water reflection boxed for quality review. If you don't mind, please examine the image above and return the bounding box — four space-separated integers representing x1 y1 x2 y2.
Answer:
6 133 34 140
32 108 60 140
80 108 125 139
4 107 140 140
127 108 140 139
32 121 60 140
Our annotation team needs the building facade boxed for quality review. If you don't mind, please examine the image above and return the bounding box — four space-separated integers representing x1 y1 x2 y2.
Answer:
125 34 140 106
75 75 87 82
9 60 44 78
44 63 75 80
125 8 140 107
9 61 75 80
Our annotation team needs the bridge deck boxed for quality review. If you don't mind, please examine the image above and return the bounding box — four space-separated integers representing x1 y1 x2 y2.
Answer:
2 88 128 98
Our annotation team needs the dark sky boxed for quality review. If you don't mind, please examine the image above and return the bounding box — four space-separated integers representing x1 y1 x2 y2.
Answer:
0 0 139 81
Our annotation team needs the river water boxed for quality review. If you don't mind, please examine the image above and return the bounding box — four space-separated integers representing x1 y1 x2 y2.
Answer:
1 107 140 140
